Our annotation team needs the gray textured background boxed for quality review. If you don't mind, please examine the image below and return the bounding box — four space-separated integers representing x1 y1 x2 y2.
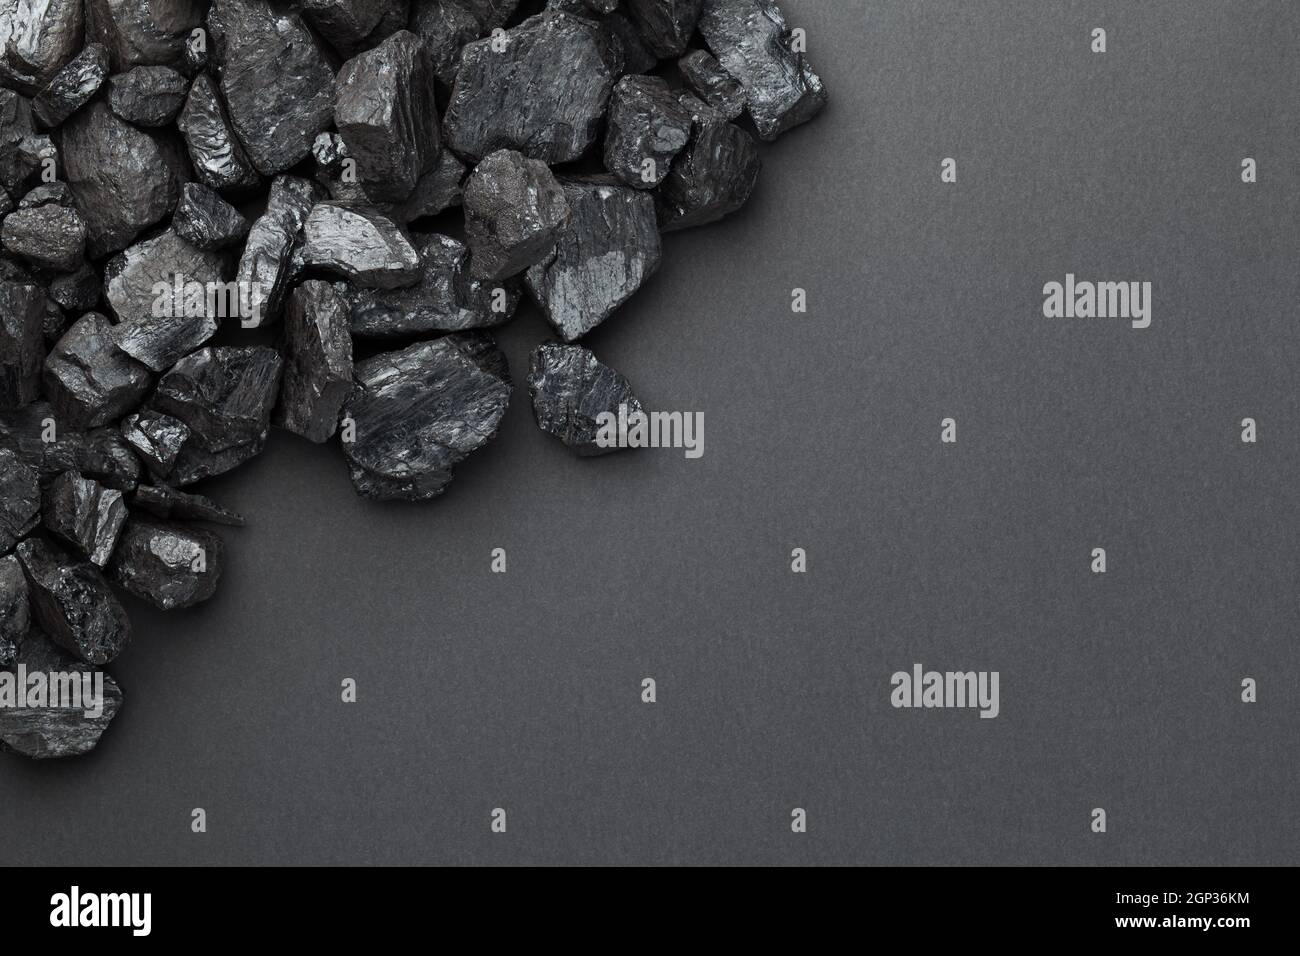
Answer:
4 0 1300 866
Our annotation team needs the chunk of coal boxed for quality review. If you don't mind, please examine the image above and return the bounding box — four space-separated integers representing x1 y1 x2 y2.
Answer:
444 10 622 164
13 133 57 192
15 537 129 665
463 149 569 281
106 65 189 127
120 409 189 477
172 182 249 251
346 232 521 338
697 0 826 140
341 335 511 501
525 178 661 341
411 0 483 87
108 516 222 610
625 0 702 58
300 201 421 289
274 280 353 443
678 48 744 119
177 73 260 193
105 229 230 372
48 264 100 313
207 0 337 175
0 629 123 760
400 147 467 220
0 0 84 94
0 447 40 554
0 553 27 664
0 401 54 469
236 174 321 324
302 0 410 60
32 42 109 128
0 90 35 194
60 101 186 256
40 425 142 492
604 75 692 189
19 181 72 208
132 483 244 526
44 312 151 429
42 471 127 566
85 0 206 71
335 30 440 204
41 297 68 345
529 342 643 455
0 281 45 408
657 93 760 231
1 204 87 272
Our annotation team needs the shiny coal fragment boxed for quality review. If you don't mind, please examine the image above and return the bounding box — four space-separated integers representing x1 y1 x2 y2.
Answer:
525 178 661 341
697 0 826 141
657 93 760 231
678 48 744 119
236 174 321 324
274 280 353 443
19 181 72 208
0 629 123 760
528 342 642 455
0 90 34 194
346 232 520 338
0 0 84 93
48 264 100 313
443 10 622 164
32 42 108 128
132 483 244 526
44 312 151 429
604 75 692 189
120 409 189 477
42 471 127 566
0 553 27 664
177 73 260 193
85 0 206 71
152 345 283 455
15 537 129 665
463 149 569 281
108 516 222 610
45 425 141 492
625 0 701 58
410 0 483 87
207 0 337 175
106 65 189 127
334 30 440 204
300 201 421 289
400 147 467 221
0 280 44 409
341 335 511 501
0 447 40 554
303 0 410 60
172 182 249 251
1 204 87 272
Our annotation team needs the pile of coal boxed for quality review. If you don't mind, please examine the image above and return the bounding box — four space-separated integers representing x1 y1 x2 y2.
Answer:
0 0 827 759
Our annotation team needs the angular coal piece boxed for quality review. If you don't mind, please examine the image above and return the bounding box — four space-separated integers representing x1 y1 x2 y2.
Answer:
0 553 28 665
16 537 129 665
106 65 189 127
0 401 56 470
32 42 109 128
464 149 569 280
529 342 643 455
1 204 87 272
311 131 365 205
172 182 249 251
444 10 623 164
85 0 206 71
236 174 321 324
678 48 745 120
61 101 186 256
274 280 353 444
625 0 702 58
346 233 521 338
152 346 283 455
207 0 337 175
41 296 67 344
42 471 127 567
108 516 222 610
49 264 100 313
341 335 511 501
411 0 484 87
525 178 661 341
300 201 422 289
0 90 35 194
604 74 692 189
0 0 83 94
400 148 467 221
132 483 244 526
120 409 189 477
44 312 151 429
335 30 440 204
105 229 230 372
657 93 760 231
0 447 40 554
19 181 73 209
0 629 124 760
177 73 260 193
697 0 826 140
0 280 45 409
303 0 410 60
46 426 142 493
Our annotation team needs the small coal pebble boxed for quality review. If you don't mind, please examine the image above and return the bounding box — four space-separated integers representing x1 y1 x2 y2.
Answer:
529 342 643 455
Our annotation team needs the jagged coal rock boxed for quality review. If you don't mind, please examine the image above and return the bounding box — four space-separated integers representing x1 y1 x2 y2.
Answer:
341 334 511 501
1 204 87 272
678 48 744 119
525 178 661 341
528 342 643 455
0 280 45 408
463 148 569 280
132 482 244 526
108 515 222 610
41 296 68 344
410 0 483 87
44 312 151 429
85 0 206 71
15 537 129 665
302 0 410 59
697 0 826 141
0 629 123 759
443 10 622 165
32 41 108 128
177 73 260 193
0 553 27 664
106 64 189 127
274 280 353 443
120 408 189 477
172 182 249 251
345 232 521 338
48 264 100 313
236 174 322 325
0 89 34 193
207 0 337 175
657 92 760 230
625 0 701 58
604 74 692 189
7 415 142 491
300 201 422 289
401 147 467 220
42 470 127 567
0 446 40 554
19 181 72 208
0 0 84 94
334 30 440 204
